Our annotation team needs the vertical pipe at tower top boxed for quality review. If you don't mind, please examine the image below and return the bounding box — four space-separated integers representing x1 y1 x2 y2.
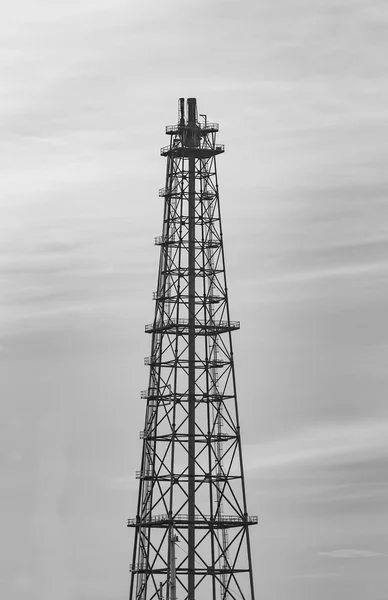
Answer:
187 97 197 600
187 98 197 124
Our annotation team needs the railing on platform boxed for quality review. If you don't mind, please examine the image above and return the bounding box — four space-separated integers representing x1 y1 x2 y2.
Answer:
166 123 219 134
128 513 258 526
145 318 240 333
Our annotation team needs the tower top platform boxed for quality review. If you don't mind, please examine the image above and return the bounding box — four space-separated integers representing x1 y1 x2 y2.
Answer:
161 97 224 157
160 144 225 158
166 122 219 135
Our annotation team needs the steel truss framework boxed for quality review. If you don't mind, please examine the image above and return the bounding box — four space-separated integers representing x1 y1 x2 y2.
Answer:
128 98 256 600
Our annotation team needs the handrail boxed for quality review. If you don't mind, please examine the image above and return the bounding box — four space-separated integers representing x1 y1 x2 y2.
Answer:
145 318 240 332
160 144 225 156
166 123 219 134
128 513 257 525
154 235 176 245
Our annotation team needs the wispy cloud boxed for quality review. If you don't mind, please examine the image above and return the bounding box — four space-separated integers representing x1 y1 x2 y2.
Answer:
262 260 388 285
319 549 387 559
243 419 388 472
110 475 138 491
294 572 339 579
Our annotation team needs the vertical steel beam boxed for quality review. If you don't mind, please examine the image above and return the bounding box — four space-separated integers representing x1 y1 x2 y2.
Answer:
187 97 197 600
188 151 196 600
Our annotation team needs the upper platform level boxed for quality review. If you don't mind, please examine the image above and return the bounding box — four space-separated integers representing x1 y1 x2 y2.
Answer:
166 122 219 135
145 317 240 335
160 144 225 158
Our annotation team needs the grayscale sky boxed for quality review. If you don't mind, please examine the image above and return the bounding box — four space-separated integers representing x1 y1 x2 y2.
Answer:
1 1 388 599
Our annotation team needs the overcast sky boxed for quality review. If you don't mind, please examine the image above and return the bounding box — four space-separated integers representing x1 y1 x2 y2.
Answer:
1 1 388 599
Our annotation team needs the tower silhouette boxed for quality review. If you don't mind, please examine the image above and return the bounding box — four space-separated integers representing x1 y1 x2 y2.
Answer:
128 98 256 600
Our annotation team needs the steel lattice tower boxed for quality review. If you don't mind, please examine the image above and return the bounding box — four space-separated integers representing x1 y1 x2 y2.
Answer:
128 98 256 600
